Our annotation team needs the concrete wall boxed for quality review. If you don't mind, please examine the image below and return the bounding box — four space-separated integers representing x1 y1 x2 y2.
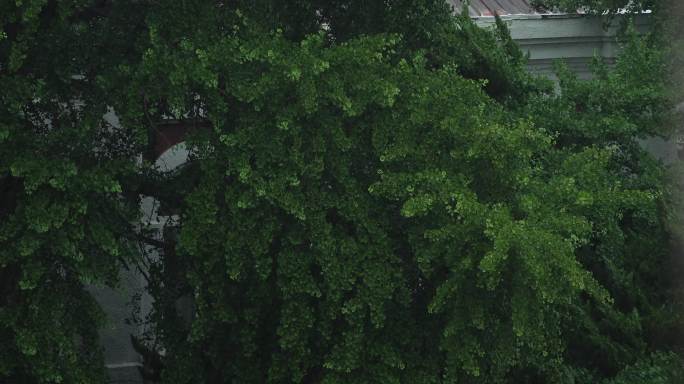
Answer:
475 13 650 79
92 144 189 384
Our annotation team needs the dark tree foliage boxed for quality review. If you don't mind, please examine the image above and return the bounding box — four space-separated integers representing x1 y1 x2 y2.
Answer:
0 1 144 382
0 1 681 383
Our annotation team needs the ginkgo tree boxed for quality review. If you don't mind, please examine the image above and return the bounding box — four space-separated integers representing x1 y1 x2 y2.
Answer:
0 1 681 383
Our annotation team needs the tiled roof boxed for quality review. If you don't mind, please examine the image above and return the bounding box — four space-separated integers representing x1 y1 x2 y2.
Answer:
448 0 551 17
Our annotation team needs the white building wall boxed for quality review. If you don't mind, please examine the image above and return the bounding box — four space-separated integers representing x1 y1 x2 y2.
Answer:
475 13 650 79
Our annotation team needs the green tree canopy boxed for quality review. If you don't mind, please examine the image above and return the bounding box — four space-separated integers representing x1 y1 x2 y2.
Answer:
0 1 681 383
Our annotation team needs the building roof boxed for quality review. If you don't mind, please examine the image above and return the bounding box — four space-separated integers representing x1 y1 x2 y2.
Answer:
448 0 552 17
